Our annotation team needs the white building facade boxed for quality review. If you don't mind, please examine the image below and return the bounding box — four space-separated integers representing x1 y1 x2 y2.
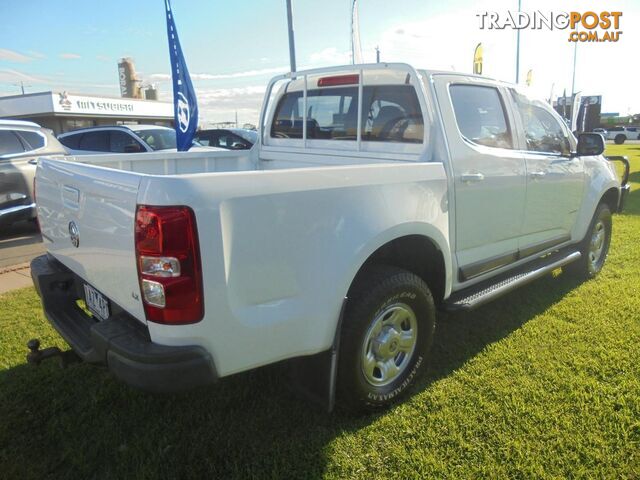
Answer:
0 91 173 134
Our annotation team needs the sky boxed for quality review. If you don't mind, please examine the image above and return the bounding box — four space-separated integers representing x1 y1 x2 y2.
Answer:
1 0 638 126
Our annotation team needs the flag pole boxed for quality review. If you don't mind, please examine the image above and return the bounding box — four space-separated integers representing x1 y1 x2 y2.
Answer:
515 0 521 83
571 41 577 96
286 0 296 72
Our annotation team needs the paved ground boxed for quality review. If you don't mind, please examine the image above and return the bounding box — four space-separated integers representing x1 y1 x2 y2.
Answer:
0 221 44 269
0 221 44 293
0 263 32 294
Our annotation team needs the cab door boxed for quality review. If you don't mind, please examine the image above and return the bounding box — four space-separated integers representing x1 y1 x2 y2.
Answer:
508 89 585 255
433 76 527 283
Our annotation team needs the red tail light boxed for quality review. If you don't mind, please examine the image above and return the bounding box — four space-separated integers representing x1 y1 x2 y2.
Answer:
135 205 203 324
317 74 359 87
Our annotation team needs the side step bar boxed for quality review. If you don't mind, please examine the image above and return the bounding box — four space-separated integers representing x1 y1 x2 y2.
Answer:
443 250 581 312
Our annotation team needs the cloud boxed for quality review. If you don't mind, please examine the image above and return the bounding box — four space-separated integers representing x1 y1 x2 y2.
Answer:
27 51 46 59
157 85 268 125
365 4 640 114
149 66 287 82
59 53 81 60
308 47 351 66
0 48 34 63
0 69 49 84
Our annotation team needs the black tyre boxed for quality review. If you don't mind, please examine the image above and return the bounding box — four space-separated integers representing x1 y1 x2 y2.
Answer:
337 266 436 412
565 203 612 279
614 134 626 145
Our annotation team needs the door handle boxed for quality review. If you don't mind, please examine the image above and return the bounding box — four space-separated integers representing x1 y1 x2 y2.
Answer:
529 170 547 179
460 172 485 183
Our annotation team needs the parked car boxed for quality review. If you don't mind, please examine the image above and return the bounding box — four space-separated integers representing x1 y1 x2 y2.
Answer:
602 126 640 144
57 125 220 154
195 128 257 150
30 64 628 412
0 119 68 226
592 127 607 136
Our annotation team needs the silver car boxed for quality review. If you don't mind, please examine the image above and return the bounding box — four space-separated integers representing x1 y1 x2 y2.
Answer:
0 120 68 226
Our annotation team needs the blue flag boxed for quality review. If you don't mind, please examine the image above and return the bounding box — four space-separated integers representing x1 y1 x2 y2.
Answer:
164 0 198 151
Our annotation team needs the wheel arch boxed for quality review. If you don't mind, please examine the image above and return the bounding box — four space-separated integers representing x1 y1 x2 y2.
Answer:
600 186 620 214
343 227 452 308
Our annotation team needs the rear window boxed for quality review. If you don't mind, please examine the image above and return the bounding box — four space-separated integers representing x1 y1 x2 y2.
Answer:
362 85 423 143
0 130 25 156
15 131 46 150
271 86 358 140
271 85 423 143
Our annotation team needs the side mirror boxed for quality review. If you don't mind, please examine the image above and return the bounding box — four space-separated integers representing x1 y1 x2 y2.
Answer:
576 133 605 156
124 143 143 153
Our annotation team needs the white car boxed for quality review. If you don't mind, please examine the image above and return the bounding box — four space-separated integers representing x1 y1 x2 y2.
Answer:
30 64 627 412
603 126 640 144
57 124 221 154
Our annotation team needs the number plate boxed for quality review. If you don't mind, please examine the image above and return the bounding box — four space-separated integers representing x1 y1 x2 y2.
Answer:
83 284 110 321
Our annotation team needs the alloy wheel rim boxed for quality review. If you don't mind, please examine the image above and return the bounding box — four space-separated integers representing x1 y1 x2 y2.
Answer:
361 303 418 387
589 220 606 270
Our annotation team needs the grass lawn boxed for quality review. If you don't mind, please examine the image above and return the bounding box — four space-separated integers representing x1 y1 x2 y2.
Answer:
1 145 639 479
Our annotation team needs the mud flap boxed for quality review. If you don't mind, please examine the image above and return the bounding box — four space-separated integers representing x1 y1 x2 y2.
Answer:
288 298 347 413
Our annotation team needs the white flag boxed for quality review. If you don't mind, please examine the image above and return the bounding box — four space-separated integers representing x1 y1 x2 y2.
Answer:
571 92 582 132
351 0 363 64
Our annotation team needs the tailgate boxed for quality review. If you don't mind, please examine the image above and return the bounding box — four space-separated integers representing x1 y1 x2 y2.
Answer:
36 158 146 324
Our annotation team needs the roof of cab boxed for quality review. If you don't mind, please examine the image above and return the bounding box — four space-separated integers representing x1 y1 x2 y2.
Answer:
0 119 41 128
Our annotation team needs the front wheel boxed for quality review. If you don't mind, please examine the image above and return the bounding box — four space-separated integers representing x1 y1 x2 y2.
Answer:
337 266 436 412
565 203 612 279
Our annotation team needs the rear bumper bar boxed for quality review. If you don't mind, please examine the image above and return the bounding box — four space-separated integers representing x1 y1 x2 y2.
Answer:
30 254 217 392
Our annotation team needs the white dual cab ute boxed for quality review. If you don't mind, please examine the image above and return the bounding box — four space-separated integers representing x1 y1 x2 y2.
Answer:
30 64 629 412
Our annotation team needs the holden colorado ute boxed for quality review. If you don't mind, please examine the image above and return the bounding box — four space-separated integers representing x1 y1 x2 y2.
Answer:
29 64 629 412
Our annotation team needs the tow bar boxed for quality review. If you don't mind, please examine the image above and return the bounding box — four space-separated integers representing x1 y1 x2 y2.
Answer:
26 338 80 368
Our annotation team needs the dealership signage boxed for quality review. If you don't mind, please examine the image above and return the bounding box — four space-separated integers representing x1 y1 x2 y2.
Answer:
51 92 171 117
0 90 172 120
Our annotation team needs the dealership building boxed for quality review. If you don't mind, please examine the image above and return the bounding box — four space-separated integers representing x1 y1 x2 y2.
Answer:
0 91 173 135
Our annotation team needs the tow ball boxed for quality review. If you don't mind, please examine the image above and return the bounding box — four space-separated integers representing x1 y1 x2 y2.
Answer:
26 339 80 368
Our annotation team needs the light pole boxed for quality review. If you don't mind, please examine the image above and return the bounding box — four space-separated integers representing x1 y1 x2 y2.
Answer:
515 0 521 83
286 0 296 72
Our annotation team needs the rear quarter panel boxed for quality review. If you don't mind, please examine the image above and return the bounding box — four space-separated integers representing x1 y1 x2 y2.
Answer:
138 162 450 377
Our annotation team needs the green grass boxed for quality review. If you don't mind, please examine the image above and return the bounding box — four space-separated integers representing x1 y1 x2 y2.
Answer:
1 146 640 479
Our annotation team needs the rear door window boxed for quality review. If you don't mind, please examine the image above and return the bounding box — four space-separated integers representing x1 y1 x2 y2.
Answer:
449 84 513 149
0 130 26 156
78 131 109 152
110 130 143 153
59 133 81 149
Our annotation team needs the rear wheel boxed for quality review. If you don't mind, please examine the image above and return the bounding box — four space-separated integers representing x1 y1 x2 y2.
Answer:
614 134 626 145
565 203 612 279
337 266 436 412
